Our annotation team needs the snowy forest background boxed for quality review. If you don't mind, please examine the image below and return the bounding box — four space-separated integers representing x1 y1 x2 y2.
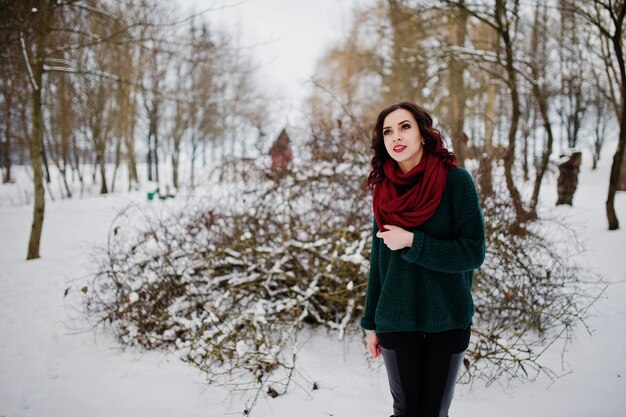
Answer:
1 0 626 416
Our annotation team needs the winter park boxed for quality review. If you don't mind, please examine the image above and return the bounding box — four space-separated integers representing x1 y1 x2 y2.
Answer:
1 0 626 416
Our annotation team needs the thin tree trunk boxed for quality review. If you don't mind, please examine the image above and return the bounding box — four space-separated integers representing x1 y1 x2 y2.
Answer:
91 154 98 183
172 154 179 189
606 37 626 230
146 134 153 181
479 81 496 197
97 140 108 194
154 131 159 185
172 134 181 189
110 136 122 192
58 164 72 198
99 158 108 194
2 121 12 184
530 84 555 213
521 126 530 182
18 103 29 167
190 136 197 187
41 129 51 183
449 2 468 167
25 1 53 259
28 77 46 260
126 131 138 190
71 133 84 196
605 1 626 229
528 1 554 215
2 78 13 183
497 0 530 225
202 139 207 167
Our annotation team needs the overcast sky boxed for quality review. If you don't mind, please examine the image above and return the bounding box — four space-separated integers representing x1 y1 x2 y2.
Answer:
177 0 365 126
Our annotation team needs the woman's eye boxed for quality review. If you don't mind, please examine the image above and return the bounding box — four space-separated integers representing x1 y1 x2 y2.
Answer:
383 130 390 135
401 123 411 130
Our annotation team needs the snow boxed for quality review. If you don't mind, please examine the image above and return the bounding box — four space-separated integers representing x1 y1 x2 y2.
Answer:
1 148 626 416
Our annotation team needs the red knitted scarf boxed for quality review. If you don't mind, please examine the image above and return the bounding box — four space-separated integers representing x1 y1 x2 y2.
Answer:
373 151 448 231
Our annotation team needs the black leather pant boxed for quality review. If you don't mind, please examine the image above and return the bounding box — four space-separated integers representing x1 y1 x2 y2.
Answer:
378 327 470 417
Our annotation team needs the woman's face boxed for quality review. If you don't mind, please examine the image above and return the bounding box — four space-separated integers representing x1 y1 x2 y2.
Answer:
382 108 424 173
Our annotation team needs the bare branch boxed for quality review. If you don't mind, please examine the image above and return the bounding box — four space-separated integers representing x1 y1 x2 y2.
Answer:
19 31 38 91
42 65 120 82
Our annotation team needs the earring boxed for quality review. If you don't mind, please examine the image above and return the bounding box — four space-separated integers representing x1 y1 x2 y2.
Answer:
422 140 425 145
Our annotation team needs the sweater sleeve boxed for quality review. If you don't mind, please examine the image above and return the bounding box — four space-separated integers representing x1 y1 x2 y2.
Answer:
360 218 381 330
401 168 486 273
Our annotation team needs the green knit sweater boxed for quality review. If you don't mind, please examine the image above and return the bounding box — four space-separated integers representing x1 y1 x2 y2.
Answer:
360 167 485 334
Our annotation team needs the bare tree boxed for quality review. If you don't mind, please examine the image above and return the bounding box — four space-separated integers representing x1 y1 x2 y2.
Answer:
564 0 625 229
169 61 187 190
85 74 115 194
142 45 167 185
4 0 150 258
528 1 556 213
0 19 29 184
589 65 611 170
558 1 589 150
18 0 54 259
47 70 75 198
444 0 533 224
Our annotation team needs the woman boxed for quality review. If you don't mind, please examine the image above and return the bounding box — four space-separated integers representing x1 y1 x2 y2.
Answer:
361 102 485 417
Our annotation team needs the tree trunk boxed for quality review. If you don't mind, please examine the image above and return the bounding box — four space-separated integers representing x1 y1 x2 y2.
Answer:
498 0 529 224
172 154 179 189
2 123 12 184
25 2 53 259
606 20 626 230
530 70 555 214
58 164 72 198
28 78 46 260
154 130 159 185
91 154 97 183
619 152 626 190
521 126 530 182
172 135 181 189
26 1 55 260
448 3 468 167
97 142 108 194
606 107 625 229
190 137 197 187
71 133 85 196
58 80 71 197
126 131 138 190
479 82 496 198
110 136 122 192
592 102 606 172
146 134 153 181
99 158 108 194
2 78 13 183
41 129 51 183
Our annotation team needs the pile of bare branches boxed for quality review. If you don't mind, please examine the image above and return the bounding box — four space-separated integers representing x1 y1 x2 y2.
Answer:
86 157 372 406
86 151 600 407
466 178 601 384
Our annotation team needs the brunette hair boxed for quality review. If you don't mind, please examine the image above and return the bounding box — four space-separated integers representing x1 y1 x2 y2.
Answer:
365 101 457 191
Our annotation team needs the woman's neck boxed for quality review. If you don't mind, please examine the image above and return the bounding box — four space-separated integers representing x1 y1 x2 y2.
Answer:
398 150 424 173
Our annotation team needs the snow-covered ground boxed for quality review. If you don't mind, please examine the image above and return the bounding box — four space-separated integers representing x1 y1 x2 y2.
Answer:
1 148 625 417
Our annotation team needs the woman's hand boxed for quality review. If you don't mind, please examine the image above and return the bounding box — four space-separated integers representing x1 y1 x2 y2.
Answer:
367 330 381 358
376 224 413 251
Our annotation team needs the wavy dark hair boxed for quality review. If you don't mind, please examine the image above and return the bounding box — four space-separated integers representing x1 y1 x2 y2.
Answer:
365 101 457 191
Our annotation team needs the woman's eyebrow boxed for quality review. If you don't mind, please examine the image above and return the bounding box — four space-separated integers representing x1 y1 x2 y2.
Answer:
383 120 411 130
